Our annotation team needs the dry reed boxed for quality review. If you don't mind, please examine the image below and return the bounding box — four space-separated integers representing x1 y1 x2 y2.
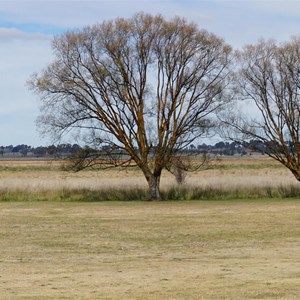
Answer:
0 157 299 201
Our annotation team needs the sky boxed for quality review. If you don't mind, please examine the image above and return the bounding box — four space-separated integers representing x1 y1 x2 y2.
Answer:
1 0 300 146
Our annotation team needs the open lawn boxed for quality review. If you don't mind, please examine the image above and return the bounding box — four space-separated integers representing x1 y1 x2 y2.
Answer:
0 200 300 299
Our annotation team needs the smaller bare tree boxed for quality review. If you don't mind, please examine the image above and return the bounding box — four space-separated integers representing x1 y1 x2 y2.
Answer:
223 37 300 181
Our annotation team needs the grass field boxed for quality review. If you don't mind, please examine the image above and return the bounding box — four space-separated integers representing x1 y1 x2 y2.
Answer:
0 156 299 201
0 157 300 299
1 200 300 299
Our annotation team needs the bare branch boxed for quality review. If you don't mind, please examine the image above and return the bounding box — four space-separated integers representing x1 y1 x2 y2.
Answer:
222 37 300 181
29 13 232 199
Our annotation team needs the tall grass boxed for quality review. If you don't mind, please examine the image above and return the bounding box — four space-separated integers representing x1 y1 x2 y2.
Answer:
162 184 300 201
0 157 299 201
0 184 300 202
0 187 147 202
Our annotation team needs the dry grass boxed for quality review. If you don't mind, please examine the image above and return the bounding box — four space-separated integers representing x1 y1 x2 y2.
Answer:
0 200 300 299
0 156 297 194
0 158 300 299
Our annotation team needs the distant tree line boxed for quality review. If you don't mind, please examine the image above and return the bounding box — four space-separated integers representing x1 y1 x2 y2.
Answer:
0 144 81 158
0 140 271 158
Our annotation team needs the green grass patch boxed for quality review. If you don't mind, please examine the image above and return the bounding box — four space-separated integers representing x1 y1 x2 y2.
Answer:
1 184 300 202
163 184 300 201
0 188 148 202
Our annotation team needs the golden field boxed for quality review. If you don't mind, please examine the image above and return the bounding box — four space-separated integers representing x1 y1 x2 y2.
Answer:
1 201 300 299
0 157 300 299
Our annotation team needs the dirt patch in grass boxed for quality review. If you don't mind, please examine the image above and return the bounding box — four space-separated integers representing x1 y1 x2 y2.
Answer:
0 200 300 299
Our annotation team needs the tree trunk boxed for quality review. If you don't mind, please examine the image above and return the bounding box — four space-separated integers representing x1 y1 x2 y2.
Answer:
146 174 161 201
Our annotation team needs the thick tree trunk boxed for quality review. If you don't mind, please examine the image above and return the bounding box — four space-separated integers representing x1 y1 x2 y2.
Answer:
146 174 161 201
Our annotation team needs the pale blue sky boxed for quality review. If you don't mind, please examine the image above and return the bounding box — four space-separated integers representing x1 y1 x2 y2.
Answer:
1 0 300 146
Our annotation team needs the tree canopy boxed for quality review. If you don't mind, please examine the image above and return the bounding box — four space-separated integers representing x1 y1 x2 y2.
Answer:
29 13 232 199
224 37 300 181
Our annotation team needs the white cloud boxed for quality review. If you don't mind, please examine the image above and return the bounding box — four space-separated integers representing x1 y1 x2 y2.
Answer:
0 1 212 30
0 27 50 43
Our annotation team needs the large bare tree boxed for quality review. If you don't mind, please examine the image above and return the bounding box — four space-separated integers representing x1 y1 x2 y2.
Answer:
225 37 300 181
29 13 232 200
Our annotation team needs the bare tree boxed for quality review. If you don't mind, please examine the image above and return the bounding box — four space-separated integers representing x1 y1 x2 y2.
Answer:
224 37 300 181
28 13 232 200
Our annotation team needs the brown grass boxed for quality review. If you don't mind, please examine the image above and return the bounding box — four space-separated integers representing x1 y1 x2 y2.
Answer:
0 156 297 194
0 157 300 298
0 200 300 299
